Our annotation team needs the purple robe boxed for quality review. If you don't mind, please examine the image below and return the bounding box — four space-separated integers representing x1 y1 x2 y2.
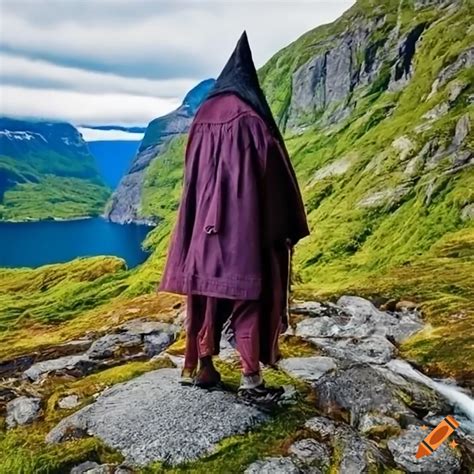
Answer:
159 93 308 365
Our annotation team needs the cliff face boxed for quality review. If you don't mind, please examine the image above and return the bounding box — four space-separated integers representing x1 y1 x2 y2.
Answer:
104 79 215 225
0 118 109 220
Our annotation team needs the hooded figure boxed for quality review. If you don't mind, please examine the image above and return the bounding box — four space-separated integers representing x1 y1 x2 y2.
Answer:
159 32 309 399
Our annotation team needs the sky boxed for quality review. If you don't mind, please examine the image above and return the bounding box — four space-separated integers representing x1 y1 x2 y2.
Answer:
0 0 355 139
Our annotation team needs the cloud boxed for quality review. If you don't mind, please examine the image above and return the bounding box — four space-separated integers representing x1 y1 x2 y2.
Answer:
77 127 144 142
0 0 356 125
2 85 181 126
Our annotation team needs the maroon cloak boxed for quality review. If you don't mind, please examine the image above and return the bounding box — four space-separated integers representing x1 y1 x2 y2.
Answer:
159 33 309 366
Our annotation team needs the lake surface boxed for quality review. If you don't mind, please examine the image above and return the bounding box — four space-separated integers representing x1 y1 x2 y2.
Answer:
0 218 152 269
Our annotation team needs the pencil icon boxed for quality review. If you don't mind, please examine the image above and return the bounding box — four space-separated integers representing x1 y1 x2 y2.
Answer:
416 415 459 459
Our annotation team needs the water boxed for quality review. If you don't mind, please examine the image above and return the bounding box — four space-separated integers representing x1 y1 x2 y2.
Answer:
387 359 474 432
0 218 152 269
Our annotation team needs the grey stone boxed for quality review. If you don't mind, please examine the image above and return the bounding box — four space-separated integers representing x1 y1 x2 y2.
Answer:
6 396 42 428
24 354 96 382
46 368 267 466
143 332 174 356
245 457 303 474
452 114 470 147
310 335 396 364
295 316 342 339
289 438 330 467
448 80 468 103
86 333 142 359
70 461 100 474
422 101 449 120
392 136 415 160
118 319 178 337
388 425 461 472
278 357 336 382
58 394 81 409
314 365 411 423
290 301 348 319
358 184 411 209
427 47 473 100
305 416 385 472
309 156 353 184
461 203 474 221
358 413 400 437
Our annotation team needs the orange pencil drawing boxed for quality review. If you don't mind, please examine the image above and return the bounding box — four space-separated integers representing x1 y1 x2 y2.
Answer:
416 415 460 459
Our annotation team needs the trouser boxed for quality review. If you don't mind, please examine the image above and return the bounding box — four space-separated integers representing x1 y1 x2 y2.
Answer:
184 295 261 375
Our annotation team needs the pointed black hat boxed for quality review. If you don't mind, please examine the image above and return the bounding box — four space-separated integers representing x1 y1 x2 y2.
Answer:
207 31 281 139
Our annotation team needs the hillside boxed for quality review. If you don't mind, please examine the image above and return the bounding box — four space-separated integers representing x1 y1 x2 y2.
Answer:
0 118 110 221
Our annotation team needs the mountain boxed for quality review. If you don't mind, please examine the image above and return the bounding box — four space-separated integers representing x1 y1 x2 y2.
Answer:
104 78 215 224
0 118 110 221
88 141 140 189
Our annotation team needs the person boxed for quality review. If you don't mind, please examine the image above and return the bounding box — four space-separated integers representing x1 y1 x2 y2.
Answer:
158 31 309 402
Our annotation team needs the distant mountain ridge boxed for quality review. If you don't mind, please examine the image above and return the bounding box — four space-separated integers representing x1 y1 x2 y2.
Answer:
0 117 110 221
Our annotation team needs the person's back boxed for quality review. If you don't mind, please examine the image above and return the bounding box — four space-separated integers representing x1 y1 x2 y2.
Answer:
158 32 309 402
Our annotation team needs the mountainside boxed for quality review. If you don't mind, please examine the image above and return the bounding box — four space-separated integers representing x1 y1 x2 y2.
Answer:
0 118 110 221
104 79 215 224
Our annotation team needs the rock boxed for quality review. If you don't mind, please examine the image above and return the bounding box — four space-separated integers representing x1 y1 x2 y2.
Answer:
452 114 470 147
70 462 118 474
427 47 473 100
448 80 468 102
244 457 303 474
70 461 100 474
314 364 411 423
392 136 415 161
6 396 42 428
358 184 411 209
58 394 81 409
461 203 474 221
143 332 175 357
295 316 342 339
290 301 348 319
422 101 449 120
117 319 178 337
309 156 353 184
86 333 143 359
395 300 419 311
24 354 96 382
310 335 396 364
47 368 267 466
358 413 400 438
305 416 386 472
279 357 336 382
388 425 461 472
289 438 330 467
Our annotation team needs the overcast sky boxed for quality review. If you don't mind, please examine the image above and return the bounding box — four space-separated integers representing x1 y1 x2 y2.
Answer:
0 0 355 132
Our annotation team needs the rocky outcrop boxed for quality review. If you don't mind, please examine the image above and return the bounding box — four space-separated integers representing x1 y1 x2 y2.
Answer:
105 79 214 224
46 368 268 466
6 395 42 428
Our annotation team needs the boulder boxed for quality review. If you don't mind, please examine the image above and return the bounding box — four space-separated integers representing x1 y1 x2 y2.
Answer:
278 357 336 382
86 333 143 359
289 438 330 468
358 413 400 438
244 457 303 474
388 425 461 472
23 354 96 382
58 394 81 409
6 396 42 428
47 368 267 466
305 416 386 472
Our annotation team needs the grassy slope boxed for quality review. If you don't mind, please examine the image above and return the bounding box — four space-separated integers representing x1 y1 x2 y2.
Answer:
0 134 110 221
